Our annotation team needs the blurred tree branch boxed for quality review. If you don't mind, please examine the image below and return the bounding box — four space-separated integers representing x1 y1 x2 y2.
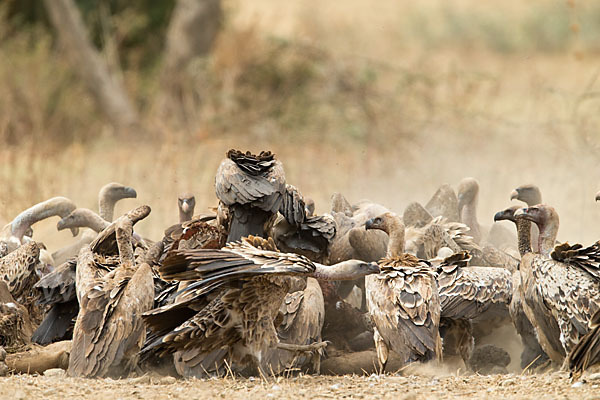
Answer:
157 0 222 126
43 0 140 132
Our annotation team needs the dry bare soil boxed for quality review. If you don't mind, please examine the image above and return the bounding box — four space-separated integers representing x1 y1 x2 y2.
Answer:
0 371 599 400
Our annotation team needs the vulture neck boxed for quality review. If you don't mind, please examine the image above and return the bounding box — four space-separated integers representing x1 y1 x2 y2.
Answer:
312 261 365 281
515 217 532 256
11 197 77 240
179 208 193 223
460 197 481 243
74 209 110 233
385 217 405 258
537 217 559 257
98 197 116 222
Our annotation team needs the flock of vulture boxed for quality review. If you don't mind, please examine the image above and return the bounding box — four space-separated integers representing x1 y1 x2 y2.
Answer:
0 149 599 381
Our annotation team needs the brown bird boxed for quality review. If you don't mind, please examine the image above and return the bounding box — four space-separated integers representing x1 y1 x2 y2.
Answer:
493 205 549 370
215 150 286 242
364 212 442 372
178 194 196 223
98 182 138 222
67 206 154 378
510 184 542 252
514 204 600 367
141 236 379 377
260 277 325 374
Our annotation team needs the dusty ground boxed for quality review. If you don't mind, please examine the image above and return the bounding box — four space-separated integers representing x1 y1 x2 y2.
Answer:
0 371 599 400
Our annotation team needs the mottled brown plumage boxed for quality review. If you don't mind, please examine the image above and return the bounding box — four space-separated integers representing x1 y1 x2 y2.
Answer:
261 277 325 374
68 206 154 378
215 150 286 242
516 204 600 366
0 242 40 300
142 236 377 376
494 205 549 369
364 213 442 371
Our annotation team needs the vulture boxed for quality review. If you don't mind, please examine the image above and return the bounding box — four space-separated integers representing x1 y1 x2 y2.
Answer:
97 182 138 222
510 183 542 252
272 185 336 263
1 197 79 249
32 206 149 345
0 280 33 351
178 194 196 223
403 201 433 229
596 191 600 202
514 204 600 366
260 277 325 374
52 183 137 265
57 208 109 234
494 206 549 370
141 236 379 377
435 251 513 366
68 205 154 378
425 184 460 222
364 212 442 372
215 150 286 243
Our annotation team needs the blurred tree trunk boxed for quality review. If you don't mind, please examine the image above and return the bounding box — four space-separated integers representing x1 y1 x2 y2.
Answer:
43 0 139 132
157 0 223 126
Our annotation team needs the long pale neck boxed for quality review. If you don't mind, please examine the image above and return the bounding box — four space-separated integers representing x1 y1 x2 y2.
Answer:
515 217 532 256
99 198 115 222
538 222 558 257
461 199 481 243
11 197 76 239
75 209 110 232
387 228 405 258
179 208 193 223
312 261 364 281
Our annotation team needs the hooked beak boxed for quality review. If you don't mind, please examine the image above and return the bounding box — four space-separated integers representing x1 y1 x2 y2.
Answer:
364 218 375 230
510 190 519 201
365 261 380 274
493 210 505 222
181 201 190 213
56 219 67 231
124 187 138 199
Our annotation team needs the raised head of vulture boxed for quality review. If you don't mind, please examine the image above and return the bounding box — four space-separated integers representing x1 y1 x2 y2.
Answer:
215 150 286 242
178 194 196 223
98 182 137 222
510 184 542 206
595 190 600 202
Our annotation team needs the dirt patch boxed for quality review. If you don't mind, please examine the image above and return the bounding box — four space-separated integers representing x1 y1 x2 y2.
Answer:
0 371 598 400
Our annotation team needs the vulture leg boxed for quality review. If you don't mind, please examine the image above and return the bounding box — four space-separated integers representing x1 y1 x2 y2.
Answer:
373 327 388 374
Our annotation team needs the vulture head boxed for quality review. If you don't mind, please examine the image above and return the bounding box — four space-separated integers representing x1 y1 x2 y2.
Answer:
457 177 479 212
178 194 196 222
510 184 542 206
314 259 380 280
493 205 521 223
99 182 137 204
596 191 600 202
365 212 402 235
514 204 558 229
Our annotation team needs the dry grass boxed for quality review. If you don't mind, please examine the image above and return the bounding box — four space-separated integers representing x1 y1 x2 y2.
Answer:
1 0 600 253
